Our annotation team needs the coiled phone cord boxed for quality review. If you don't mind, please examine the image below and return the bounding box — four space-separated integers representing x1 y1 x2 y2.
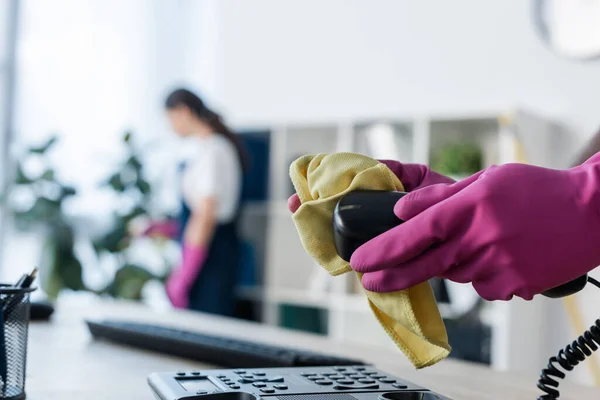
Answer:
537 276 600 399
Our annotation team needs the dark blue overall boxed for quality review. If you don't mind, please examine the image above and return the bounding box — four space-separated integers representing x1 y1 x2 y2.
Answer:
177 167 242 317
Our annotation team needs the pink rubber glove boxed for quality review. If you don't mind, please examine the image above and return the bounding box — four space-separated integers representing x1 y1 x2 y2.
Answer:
351 154 600 301
143 220 180 239
165 244 208 308
287 161 454 213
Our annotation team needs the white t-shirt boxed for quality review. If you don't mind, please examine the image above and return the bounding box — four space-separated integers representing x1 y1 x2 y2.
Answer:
180 134 242 223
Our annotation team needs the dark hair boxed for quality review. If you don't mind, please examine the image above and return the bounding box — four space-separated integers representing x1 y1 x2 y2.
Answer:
165 88 250 173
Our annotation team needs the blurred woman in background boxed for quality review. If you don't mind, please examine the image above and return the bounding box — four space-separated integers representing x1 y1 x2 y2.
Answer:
142 88 249 316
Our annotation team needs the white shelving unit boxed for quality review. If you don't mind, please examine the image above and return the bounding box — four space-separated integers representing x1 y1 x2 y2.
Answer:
242 108 569 374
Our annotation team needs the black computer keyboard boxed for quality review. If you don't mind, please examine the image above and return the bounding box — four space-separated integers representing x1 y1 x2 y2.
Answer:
86 320 366 368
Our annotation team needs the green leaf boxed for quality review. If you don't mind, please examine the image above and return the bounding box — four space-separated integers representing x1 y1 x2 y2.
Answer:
60 186 77 197
14 197 62 227
51 219 75 247
57 248 86 291
15 164 32 184
105 264 155 300
431 142 483 176
93 220 127 253
31 196 62 220
41 242 63 300
126 155 142 171
29 136 58 154
37 235 81 299
136 178 151 195
123 206 147 224
40 169 56 181
12 211 37 230
106 173 125 192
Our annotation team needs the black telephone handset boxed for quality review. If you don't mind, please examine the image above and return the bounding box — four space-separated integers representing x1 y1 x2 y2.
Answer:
333 190 406 262
332 190 600 400
332 190 591 298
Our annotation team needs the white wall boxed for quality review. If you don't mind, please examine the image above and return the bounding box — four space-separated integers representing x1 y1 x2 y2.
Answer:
215 0 600 160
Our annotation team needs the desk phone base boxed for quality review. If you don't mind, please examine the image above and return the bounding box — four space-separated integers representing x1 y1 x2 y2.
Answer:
148 366 452 400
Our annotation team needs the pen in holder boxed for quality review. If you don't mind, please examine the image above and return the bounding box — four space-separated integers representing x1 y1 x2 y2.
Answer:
0 284 36 400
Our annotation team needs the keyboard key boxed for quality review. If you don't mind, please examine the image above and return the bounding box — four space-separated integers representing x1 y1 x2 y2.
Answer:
307 376 322 381
380 378 396 384
234 370 246 374
176 372 186 376
238 378 254 384
301 372 316 376
253 383 267 388
372 375 386 379
230 385 241 390
358 379 376 384
338 379 354 385
253 371 266 376
393 383 408 389
274 385 288 390
315 380 333 385
334 384 379 390
354 367 366 371
348 374 363 379
334 367 347 371
330 375 345 380
261 388 275 394
267 376 285 383
191 371 202 376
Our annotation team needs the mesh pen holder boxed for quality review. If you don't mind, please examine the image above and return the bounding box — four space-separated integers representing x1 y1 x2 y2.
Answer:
0 285 35 400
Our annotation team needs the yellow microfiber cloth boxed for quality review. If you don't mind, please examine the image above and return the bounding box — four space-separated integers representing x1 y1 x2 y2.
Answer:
289 152 451 369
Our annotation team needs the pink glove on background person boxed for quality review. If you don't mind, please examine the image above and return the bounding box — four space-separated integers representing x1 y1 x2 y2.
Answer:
165 244 208 308
287 161 454 213
351 153 600 301
142 220 180 239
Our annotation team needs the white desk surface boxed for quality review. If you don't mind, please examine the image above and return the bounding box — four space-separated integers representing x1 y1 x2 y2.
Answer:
23 296 600 400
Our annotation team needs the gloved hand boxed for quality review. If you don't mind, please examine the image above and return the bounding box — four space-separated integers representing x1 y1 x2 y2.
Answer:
287 161 454 213
350 153 600 301
165 244 208 308
377 160 456 191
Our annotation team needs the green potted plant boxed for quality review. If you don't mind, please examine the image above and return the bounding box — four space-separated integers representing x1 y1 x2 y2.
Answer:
2 136 84 298
2 132 168 300
431 142 483 180
91 131 169 300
